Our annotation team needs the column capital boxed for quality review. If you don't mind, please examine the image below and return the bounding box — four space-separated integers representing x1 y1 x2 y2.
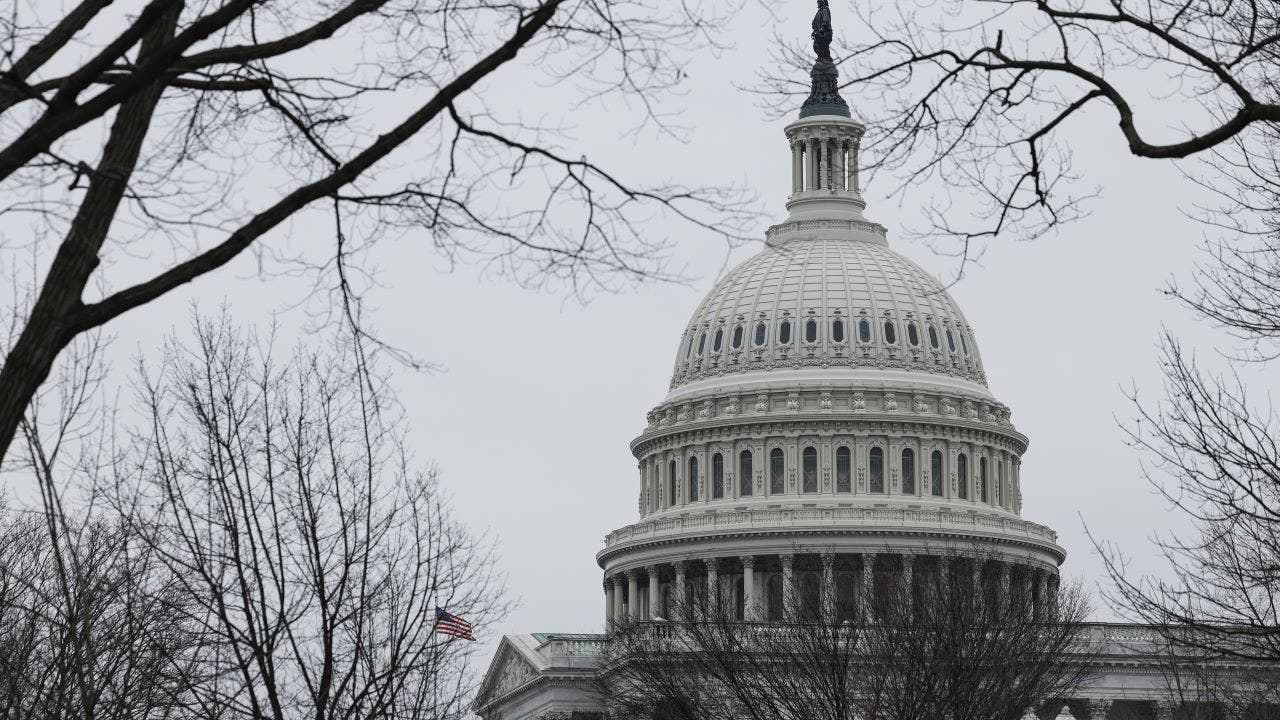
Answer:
821 552 835 569
673 560 688 574
627 568 642 580
646 563 660 575
613 573 626 587
1087 698 1112 719
740 555 756 569
780 553 795 569
705 556 720 571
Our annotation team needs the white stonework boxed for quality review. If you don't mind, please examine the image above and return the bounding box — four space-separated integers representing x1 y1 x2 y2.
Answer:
475 27 1273 720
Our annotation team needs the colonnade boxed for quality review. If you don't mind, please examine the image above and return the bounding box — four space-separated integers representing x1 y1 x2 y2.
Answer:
789 134 859 194
604 551 1056 627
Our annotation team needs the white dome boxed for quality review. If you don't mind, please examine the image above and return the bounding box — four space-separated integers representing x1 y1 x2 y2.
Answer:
670 231 986 392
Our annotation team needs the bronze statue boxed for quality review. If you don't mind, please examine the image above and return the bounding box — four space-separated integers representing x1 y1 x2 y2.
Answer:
812 0 833 60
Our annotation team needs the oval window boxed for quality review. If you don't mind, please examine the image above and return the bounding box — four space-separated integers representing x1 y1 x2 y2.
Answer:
754 322 767 347
832 319 845 343
858 319 872 343
732 325 744 349
927 324 940 349
946 328 956 353
779 319 792 345
907 322 920 347
805 319 818 343
697 332 706 356
713 328 723 352
883 320 897 344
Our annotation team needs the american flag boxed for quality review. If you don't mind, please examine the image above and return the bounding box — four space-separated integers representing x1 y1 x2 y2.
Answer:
435 607 476 641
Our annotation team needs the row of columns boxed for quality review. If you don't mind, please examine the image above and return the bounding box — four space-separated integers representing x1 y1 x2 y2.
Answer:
790 135 859 193
605 552 1056 627
1055 699 1186 720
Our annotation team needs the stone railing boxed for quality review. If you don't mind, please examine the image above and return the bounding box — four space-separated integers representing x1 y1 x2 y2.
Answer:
602 506 1060 551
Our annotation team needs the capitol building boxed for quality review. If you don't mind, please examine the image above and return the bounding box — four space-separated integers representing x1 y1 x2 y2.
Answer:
473 10 1255 720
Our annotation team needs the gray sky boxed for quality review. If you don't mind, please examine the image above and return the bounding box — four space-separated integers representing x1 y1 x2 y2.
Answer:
4 0 1251 663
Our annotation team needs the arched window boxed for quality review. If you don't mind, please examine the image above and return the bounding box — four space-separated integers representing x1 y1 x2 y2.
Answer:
930 450 943 496
697 332 707 356
754 322 767 347
979 456 988 503
957 453 968 500
779 319 792 345
802 447 817 493
732 324 744 349
858 318 872 343
832 318 845 342
884 320 897 345
689 456 700 501
869 447 885 493
805 319 818 343
739 450 753 496
927 324 940 350
908 321 920 347
713 328 724 352
836 446 851 492
769 448 785 494
712 453 724 499
901 448 915 494
669 460 677 506
946 328 957 353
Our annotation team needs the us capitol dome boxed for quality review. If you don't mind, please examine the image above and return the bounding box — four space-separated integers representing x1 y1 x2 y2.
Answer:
472 6 1210 719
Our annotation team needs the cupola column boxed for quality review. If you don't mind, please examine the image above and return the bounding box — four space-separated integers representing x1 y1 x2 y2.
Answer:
818 136 829 190
848 138 860 192
808 138 820 191
832 138 846 191
791 140 803 192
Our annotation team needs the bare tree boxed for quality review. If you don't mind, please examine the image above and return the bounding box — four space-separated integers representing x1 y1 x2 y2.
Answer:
752 0 1279 266
84 313 509 720
602 550 1094 720
0 0 759 466
0 503 202 720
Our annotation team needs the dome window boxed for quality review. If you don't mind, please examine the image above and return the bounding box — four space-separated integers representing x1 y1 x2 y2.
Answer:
754 322 767 347
713 328 724 352
832 319 845 343
907 322 920 347
930 450 943 496
858 319 872 343
739 450 753 496
688 456 700 501
769 448 785 494
957 453 968 500
836 447 851 492
779 319 792 345
979 456 988 503
697 332 707 356
804 319 818 343
883 320 897 345
712 453 725 499
927 324 940 350
668 460 677 506
869 447 885 493
732 325 744 349
946 328 957 353
959 330 969 355
901 448 915 494
685 334 696 359
802 447 817 493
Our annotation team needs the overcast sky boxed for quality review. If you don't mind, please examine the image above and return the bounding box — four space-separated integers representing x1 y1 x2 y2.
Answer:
5 0 1258 667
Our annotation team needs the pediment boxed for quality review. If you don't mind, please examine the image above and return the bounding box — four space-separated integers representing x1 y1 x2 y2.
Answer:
475 637 542 710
